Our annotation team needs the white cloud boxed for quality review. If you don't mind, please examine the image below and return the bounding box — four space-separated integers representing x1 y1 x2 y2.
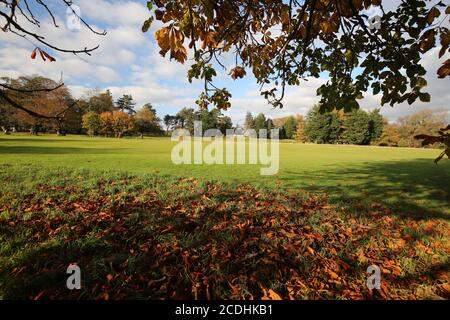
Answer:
1 0 449 126
77 0 149 26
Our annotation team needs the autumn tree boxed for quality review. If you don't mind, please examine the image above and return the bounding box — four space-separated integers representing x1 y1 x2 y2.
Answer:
100 111 135 138
415 124 450 163
143 0 450 111
378 123 402 147
397 109 446 147
135 105 163 138
0 97 16 134
0 1 105 118
295 116 306 143
0 76 74 135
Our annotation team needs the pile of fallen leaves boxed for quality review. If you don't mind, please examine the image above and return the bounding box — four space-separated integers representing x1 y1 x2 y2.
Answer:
0 174 448 300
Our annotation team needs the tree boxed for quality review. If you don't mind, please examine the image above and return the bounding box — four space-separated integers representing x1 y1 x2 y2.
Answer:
415 124 450 164
283 116 297 140
397 109 446 147
193 108 232 134
295 116 306 143
0 1 105 118
135 105 163 138
343 109 371 145
116 95 136 115
176 107 195 133
304 105 341 144
368 109 384 143
0 97 17 134
254 113 267 138
266 118 275 139
100 111 135 138
143 1 450 111
378 124 401 147
217 115 233 134
82 112 101 136
244 112 255 130
87 90 115 114
163 115 177 134
0 76 74 135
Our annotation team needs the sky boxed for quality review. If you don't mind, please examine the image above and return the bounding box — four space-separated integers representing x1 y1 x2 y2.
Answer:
0 0 449 126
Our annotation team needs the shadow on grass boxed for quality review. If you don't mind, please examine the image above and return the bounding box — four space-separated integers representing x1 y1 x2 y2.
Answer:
0 146 124 155
0 138 98 143
282 158 450 220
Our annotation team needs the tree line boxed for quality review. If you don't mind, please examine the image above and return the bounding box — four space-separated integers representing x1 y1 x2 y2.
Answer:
1 75 446 148
0 75 164 138
163 107 233 136
244 106 447 148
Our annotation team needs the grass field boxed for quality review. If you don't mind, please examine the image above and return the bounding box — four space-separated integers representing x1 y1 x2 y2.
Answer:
0 135 449 299
0 134 449 217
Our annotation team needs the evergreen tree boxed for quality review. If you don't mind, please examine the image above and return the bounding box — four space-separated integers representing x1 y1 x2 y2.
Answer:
266 118 274 139
116 94 136 115
343 109 371 145
244 112 255 130
304 105 341 144
283 116 297 139
163 115 177 134
279 127 287 140
254 113 267 138
368 109 384 143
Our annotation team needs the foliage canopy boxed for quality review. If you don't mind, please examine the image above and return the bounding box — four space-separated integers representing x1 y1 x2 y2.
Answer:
143 0 450 111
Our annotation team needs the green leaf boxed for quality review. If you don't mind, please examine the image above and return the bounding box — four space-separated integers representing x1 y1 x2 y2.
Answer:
419 92 431 102
142 17 153 33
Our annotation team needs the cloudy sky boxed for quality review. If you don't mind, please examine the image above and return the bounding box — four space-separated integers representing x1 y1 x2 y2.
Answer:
1 0 448 125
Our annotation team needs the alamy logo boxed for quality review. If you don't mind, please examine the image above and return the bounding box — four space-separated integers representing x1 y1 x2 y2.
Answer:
66 5 82 31
171 121 280 175
66 264 81 290
366 265 381 290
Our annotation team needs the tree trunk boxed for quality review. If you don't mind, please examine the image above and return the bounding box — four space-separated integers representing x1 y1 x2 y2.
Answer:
1 126 11 135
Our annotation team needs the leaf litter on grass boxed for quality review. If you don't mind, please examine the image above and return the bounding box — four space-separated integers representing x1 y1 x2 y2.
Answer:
0 172 448 300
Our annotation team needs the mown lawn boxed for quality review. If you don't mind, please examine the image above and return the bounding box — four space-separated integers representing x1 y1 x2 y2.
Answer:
0 135 449 299
0 134 449 217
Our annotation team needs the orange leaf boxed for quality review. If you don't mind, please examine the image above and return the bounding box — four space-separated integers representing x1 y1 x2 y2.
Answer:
437 59 450 78
268 289 282 300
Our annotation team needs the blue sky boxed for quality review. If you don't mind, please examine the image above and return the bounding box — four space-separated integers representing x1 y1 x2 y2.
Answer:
1 0 448 125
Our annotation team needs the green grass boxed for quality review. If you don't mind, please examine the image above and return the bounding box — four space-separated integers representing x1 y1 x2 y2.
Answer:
0 134 448 300
0 134 449 218
0 167 448 299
